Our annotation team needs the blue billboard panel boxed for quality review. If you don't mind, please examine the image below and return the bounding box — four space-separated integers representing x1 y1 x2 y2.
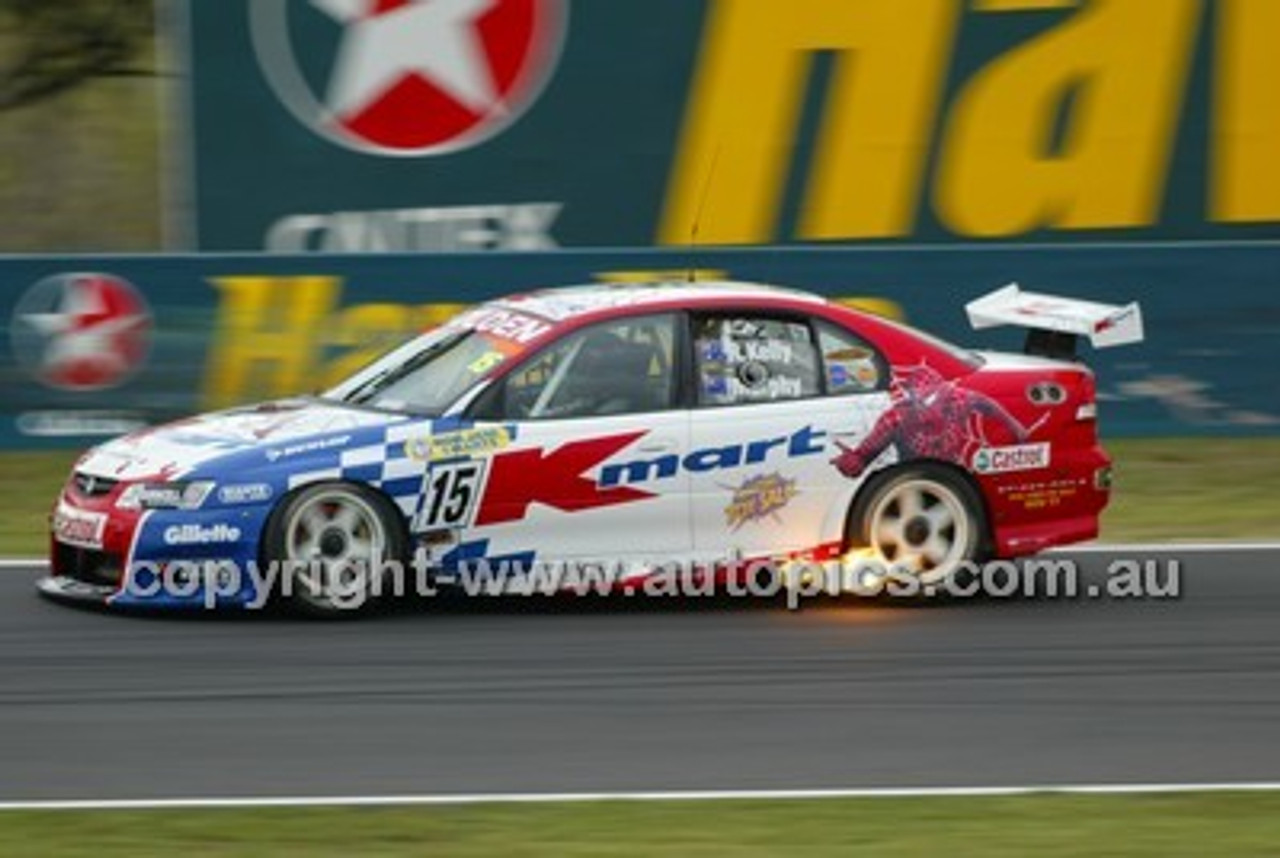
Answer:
2 244 1277 447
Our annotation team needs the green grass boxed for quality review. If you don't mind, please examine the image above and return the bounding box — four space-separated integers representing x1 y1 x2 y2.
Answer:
2 793 1280 856
1105 438 1280 542
3 438 1277 556
0 448 77 556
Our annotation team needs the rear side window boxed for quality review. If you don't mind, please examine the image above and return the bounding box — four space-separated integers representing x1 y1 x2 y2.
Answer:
693 315 821 406
815 320 888 394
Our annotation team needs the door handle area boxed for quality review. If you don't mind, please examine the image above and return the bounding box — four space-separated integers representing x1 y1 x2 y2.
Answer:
636 437 679 454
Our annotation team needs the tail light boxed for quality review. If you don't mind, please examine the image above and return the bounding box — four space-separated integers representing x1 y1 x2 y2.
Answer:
1073 370 1098 422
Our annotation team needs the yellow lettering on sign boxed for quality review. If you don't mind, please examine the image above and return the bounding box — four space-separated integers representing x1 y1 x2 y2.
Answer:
202 276 338 409
659 0 956 245
1212 0 1280 223
834 297 905 321
321 303 410 387
595 269 729 283
322 301 468 385
411 303 468 330
973 0 1076 8
934 0 1199 236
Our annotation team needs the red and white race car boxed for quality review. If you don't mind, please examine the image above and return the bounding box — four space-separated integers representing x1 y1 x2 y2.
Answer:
40 280 1141 614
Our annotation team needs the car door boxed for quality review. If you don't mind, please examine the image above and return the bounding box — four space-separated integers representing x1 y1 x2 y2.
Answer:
688 311 894 561
457 312 692 569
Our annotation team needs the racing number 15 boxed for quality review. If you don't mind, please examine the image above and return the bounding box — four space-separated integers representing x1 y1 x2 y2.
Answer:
415 460 486 530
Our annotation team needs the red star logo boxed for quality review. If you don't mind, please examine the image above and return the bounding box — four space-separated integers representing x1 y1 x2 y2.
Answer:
19 273 151 390
255 0 567 155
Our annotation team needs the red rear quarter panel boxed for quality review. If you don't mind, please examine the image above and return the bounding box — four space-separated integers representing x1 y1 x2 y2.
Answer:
962 361 1110 556
808 301 1111 557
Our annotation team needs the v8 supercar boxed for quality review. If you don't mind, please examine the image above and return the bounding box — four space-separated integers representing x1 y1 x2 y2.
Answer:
40 281 1142 615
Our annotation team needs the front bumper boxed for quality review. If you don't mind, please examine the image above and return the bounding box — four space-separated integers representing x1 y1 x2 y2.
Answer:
44 487 275 611
36 573 117 606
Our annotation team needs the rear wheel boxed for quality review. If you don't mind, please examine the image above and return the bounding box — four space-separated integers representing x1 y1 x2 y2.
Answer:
264 482 407 617
850 466 985 584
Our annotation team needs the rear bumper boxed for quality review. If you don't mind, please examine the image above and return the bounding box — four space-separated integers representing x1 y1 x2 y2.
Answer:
985 444 1112 557
992 513 1101 557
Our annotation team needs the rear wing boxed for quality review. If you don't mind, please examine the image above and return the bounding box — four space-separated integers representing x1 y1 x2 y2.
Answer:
965 283 1144 360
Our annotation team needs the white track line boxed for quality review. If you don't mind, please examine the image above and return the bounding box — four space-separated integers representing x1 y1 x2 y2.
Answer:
2 782 1280 811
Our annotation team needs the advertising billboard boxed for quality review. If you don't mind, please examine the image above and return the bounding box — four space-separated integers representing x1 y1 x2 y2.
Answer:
185 0 1280 251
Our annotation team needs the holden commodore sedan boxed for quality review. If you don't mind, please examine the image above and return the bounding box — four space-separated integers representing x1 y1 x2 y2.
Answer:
39 281 1141 615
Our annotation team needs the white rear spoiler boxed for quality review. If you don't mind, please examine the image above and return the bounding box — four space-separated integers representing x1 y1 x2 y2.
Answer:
965 283 1144 357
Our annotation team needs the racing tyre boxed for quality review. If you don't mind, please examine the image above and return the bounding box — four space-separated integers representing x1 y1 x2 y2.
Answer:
263 482 408 618
849 466 986 586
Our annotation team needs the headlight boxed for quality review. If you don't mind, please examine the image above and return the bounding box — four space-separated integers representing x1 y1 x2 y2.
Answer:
116 481 215 510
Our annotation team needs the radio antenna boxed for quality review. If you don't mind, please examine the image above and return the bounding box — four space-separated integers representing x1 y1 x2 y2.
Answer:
687 144 721 283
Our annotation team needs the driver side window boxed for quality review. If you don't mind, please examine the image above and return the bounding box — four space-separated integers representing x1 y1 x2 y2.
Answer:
484 314 677 419
694 314 821 406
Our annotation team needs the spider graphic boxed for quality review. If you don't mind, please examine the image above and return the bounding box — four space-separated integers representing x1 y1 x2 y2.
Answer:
831 363 1042 478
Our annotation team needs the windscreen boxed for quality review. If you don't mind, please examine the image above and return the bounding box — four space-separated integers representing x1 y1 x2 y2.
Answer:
322 326 527 416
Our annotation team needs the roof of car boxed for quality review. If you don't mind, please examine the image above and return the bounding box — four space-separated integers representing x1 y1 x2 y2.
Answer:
493 281 828 322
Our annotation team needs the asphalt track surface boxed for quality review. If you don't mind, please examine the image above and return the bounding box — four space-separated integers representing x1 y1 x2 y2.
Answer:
3 548 1279 801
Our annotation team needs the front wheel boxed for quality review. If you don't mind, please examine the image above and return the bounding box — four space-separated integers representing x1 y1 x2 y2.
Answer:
263 482 407 617
849 466 986 584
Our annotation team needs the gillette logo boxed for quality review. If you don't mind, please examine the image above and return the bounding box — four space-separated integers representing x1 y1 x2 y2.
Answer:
163 523 242 545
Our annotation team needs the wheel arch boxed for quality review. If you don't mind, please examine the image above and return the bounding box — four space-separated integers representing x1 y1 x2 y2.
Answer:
843 458 994 558
257 478 413 568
